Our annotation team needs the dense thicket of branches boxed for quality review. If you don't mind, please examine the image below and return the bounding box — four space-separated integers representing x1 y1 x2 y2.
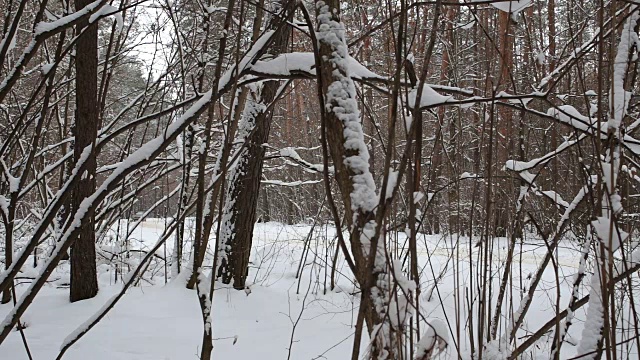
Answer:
1 0 640 359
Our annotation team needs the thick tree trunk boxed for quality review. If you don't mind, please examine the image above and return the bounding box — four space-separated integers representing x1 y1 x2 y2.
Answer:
70 0 99 302
218 91 274 289
314 0 397 357
218 0 296 290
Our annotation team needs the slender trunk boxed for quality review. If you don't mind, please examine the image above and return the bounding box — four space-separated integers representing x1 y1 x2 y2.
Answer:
1 210 13 303
70 0 99 302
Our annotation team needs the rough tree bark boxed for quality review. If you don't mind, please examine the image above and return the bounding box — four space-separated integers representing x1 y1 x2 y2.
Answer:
312 0 400 358
217 0 296 290
493 8 515 238
70 0 99 302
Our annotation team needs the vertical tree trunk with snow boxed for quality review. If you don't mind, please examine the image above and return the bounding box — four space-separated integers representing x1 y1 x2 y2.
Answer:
218 93 266 287
575 8 640 359
173 126 195 277
70 0 99 302
217 0 295 290
314 1 398 357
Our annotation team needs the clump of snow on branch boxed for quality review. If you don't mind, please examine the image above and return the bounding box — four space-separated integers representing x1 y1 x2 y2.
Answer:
407 85 452 109
415 319 449 360
487 0 531 15
251 52 384 81
89 4 123 34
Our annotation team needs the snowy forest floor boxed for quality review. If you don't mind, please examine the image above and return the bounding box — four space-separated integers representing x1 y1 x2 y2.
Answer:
0 220 626 359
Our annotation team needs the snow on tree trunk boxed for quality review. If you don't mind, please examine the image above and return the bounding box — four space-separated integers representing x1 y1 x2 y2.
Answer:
575 7 639 358
574 242 606 359
218 88 266 286
172 125 195 278
315 1 399 358
218 0 295 290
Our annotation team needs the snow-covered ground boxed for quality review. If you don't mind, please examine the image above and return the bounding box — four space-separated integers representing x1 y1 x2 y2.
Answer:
0 221 631 359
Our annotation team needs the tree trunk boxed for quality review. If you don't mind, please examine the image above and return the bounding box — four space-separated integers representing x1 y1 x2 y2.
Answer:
441 6 459 233
70 0 99 302
494 9 514 238
1 210 13 303
218 0 296 290
314 0 397 357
